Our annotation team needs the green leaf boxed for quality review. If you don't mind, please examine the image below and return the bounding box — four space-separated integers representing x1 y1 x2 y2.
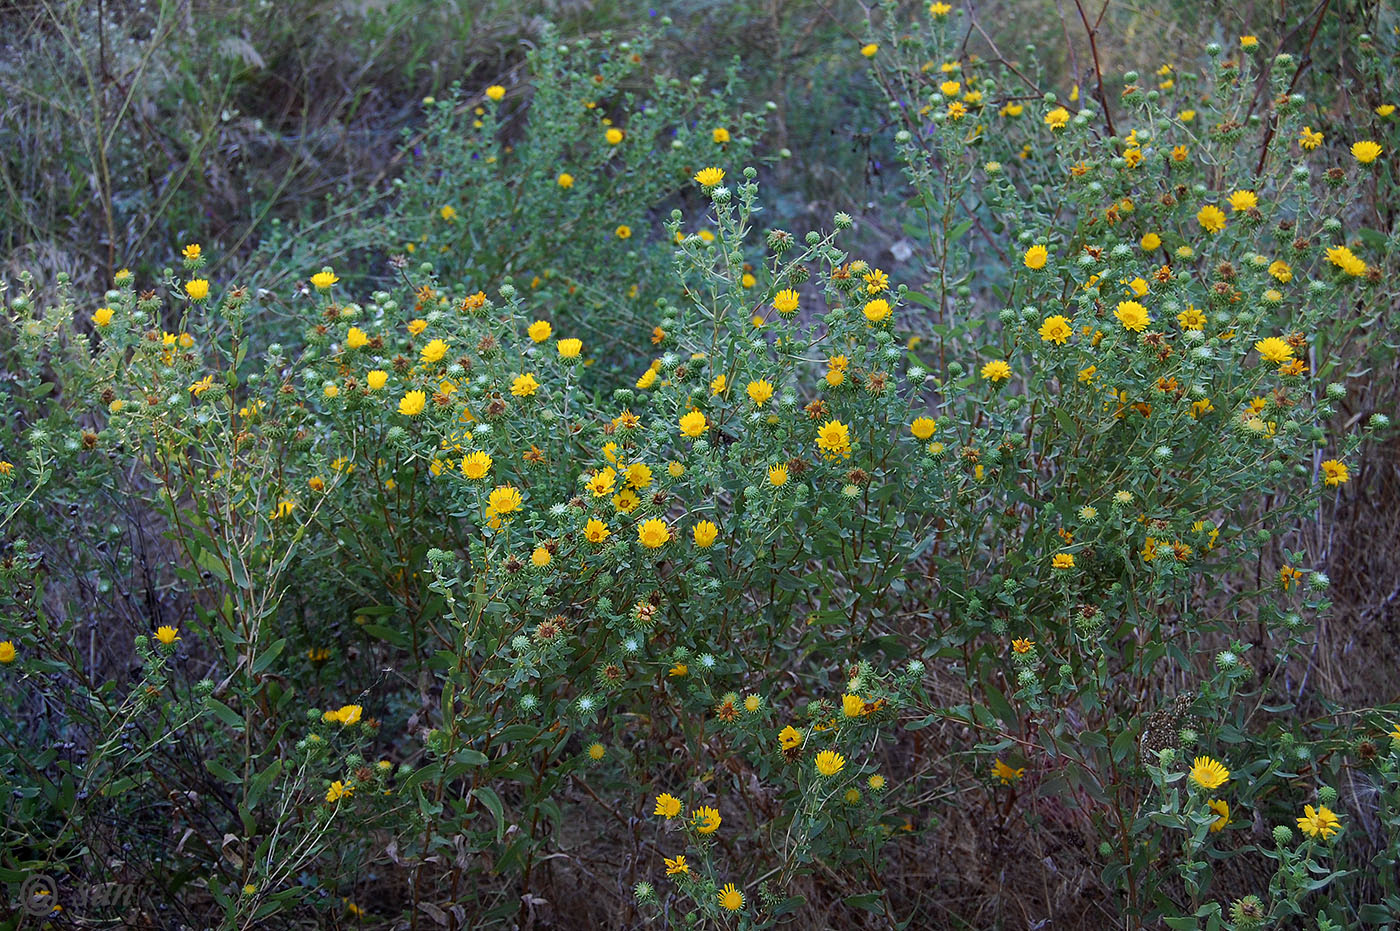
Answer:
362 624 410 648
251 638 286 675
206 699 243 730
844 892 886 915
205 759 242 784
473 786 506 843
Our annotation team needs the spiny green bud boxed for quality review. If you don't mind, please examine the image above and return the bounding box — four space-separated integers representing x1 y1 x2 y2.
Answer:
1272 824 1293 845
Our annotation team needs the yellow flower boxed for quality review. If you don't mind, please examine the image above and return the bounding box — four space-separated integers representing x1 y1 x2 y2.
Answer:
556 337 582 359
325 780 354 803
1379 104 1396 117
767 464 789 487
1044 106 1069 130
586 468 617 497
181 243 201 261
1320 459 1349 486
1114 300 1151 332
1039 314 1073 344
637 519 670 549
154 625 180 645
679 411 708 438
717 884 744 912
1140 232 1161 251
669 663 689 677
663 854 689 876
1176 306 1205 330
528 320 552 342
184 279 210 300
694 166 725 186
862 299 891 323
860 42 878 57
993 759 1024 784
710 373 727 395
1296 804 1342 839
511 373 539 397
311 270 338 291
485 85 505 101
911 417 936 440
461 451 493 479
488 485 522 515
439 205 457 221
587 742 605 760
615 224 631 240
981 359 1011 382
1324 245 1368 277
778 725 803 750
1351 140 1383 164
531 546 551 567
1011 638 1034 654
421 339 449 364
636 367 658 390
365 369 388 391
584 518 610 544
1268 260 1293 283
773 289 800 315
1254 337 1293 364
746 379 774 405
1196 204 1226 234
398 390 427 417
815 419 851 459
605 127 624 145
842 693 866 718
1189 756 1229 790
91 306 114 327
1239 34 1258 48
693 520 718 547
690 805 721 834
1299 125 1323 150
815 750 846 776
625 462 653 489
1023 244 1048 269
1207 799 1230 832
1228 190 1258 212
929 1 951 14
1052 552 1074 569
0 641 15 664
556 172 574 188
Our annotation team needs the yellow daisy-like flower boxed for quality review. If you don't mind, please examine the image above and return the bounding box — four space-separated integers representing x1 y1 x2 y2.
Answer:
584 518 610 544
1044 106 1069 130
1052 552 1074 569
1299 125 1323 150
485 85 505 101
527 320 552 342
325 780 354 803
1254 337 1293 364
1196 204 1226 234
421 339 449 365
1039 315 1073 344
0 641 16 664
556 172 574 188
1177 306 1205 330
510 373 539 397
717 884 744 912
910 416 937 440
398 390 427 417
605 127 624 145
692 520 718 547
184 279 210 300
746 379 774 405
461 451 492 480
1351 140 1383 164
154 625 181 645
815 750 846 776
488 485 522 515
637 519 670 549
679 410 708 438
557 337 582 359
1140 232 1161 251
1114 301 1151 332
1296 804 1342 839
773 289 800 315
993 759 1024 784
310 270 338 291
690 805 722 834
862 298 892 323
1189 756 1229 790
860 42 878 57
1207 799 1230 833
1023 244 1048 269
664 854 689 875
815 419 851 459
778 725 803 750
1320 459 1349 486
767 464 789 487
91 306 114 327
1228 190 1258 212
980 359 1011 382
694 166 725 187
530 546 551 567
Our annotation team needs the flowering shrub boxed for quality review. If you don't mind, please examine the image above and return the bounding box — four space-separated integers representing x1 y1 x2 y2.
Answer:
0 5 1398 929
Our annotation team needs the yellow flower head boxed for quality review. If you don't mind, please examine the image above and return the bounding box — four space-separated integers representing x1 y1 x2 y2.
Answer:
1196 204 1226 233
557 172 574 188
528 320 552 342
1045 106 1069 130
488 485 522 515
981 360 1011 382
154 625 181 645
767 463 789 487
1207 799 1230 832
584 518 610 544
557 337 582 359
1114 301 1151 332
718 884 744 912
815 749 846 776
1351 140 1383 164
398 390 427 417
1320 459 1349 486
461 451 493 480
1189 756 1229 790
692 520 718 547
773 289 800 315
712 127 730 143
1228 190 1258 213
746 379 774 405
1254 337 1293 364
531 546 551 567
690 805 722 834
815 419 851 459
778 725 803 750
421 339 449 365
679 410 708 439
862 298 892 323
860 43 878 58
605 127 624 145
485 85 505 102
1039 315 1073 344
311 270 339 291
1141 232 1162 251
0 641 15 664
637 519 670 549
1052 552 1075 569
1023 244 1048 269
911 416 937 440
185 279 210 300
694 166 725 187
1296 804 1341 839
91 306 114 327
511 373 540 397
